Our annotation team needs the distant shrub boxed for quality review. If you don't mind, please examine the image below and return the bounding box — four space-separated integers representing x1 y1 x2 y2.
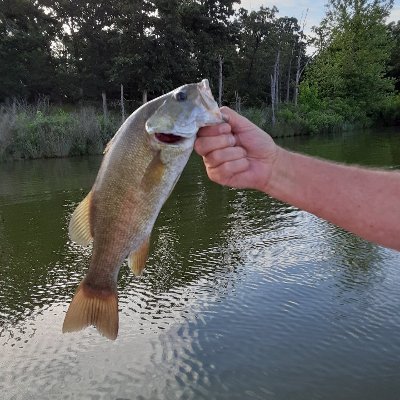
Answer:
379 94 400 126
302 109 344 134
241 107 270 130
298 82 322 112
275 105 307 135
0 108 15 160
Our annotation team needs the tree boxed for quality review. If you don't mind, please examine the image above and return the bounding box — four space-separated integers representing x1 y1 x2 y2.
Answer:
40 0 120 101
388 21 400 91
226 7 306 108
230 7 278 106
301 0 394 121
110 0 157 103
180 0 239 101
0 0 60 100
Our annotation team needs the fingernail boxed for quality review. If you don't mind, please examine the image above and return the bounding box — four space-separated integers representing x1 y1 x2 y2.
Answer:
222 112 230 122
229 134 236 147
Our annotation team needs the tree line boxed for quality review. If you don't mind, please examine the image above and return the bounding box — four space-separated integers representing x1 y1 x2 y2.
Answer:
0 0 311 106
0 0 399 130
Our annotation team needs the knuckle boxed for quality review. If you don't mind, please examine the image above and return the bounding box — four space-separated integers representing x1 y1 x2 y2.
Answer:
218 161 232 176
207 150 222 166
223 134 234 147
194 139 203 154
194 138 209 155
239 147 247 158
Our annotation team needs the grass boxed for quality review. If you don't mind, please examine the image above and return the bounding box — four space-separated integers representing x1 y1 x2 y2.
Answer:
241 103 375 137
240 106 307 137
0 100 120 161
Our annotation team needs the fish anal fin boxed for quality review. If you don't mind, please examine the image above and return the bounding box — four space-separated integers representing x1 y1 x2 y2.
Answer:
69 191 93 246
62 280 119 340
128 238 150 276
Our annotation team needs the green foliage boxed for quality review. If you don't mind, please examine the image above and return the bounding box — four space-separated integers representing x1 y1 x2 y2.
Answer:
388 21 400 91
0 0 60 100
241 104 343 137
379 94 400 126
0 105 120 160
241 107 270 130
301 109 345 134
278 107 346 136
275 105 307 134
299 0 397 130
0 0 308 108
0 0 398 143
223 7 305 107
298 83 323 112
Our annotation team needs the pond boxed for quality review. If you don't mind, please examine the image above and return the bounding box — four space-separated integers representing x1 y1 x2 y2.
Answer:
1 127 400 400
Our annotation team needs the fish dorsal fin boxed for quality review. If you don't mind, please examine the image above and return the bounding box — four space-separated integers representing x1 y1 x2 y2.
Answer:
69 191 93 246
104 125 123 154
128 238 150 276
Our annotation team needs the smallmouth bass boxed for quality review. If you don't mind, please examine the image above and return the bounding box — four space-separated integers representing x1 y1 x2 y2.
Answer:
63 79 223 340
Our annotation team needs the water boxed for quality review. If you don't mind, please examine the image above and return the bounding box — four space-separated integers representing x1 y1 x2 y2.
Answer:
1 127 400 400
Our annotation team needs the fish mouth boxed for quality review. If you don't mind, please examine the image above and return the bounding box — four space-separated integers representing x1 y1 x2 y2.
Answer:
155 133 184 144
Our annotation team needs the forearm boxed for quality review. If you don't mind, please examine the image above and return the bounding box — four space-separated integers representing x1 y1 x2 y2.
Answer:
266 147 400 250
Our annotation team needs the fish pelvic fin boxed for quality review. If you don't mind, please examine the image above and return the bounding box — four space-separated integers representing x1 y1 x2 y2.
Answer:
62 280 119 340
128 238 150 276
69 191 93 246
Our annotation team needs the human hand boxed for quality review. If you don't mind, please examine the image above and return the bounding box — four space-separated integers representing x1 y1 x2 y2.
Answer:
195 106 280 192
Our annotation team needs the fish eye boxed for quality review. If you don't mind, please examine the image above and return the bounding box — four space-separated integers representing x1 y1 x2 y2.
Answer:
175 91 187 102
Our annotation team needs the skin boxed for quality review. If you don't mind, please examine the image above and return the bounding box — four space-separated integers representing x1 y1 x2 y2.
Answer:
195 106 400 251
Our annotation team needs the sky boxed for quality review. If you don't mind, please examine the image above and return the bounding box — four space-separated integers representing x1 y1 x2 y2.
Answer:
238 0 400 33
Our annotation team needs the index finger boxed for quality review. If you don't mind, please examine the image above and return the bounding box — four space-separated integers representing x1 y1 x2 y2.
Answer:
198 122 231 137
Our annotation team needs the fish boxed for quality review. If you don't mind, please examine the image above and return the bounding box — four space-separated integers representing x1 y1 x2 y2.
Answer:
62 79 223 340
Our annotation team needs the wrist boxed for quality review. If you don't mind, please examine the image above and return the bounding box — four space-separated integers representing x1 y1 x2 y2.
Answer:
261 146 293 196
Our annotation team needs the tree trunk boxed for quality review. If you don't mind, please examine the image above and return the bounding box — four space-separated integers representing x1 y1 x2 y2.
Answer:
12 97 17 115
120 84 125 123
235 91 241 113
218 55 223 107
286 46 294 103
271 74 276 126
79 88 84 108
246 35 261 85
294 53 301 107
102 91 108 120
271 50 280 126
275 51 280 109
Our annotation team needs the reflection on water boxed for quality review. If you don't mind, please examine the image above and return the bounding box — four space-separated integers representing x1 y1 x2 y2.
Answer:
1 127 400 399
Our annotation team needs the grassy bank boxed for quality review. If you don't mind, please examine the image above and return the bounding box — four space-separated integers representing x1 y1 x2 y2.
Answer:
242 105 346 138
1 96 399 161
0 101 120 161
242 93 400 138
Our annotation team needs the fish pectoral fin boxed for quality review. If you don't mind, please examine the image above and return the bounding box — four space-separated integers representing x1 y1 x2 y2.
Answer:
69 191 93 246
62 280 119 340
128 238 150 276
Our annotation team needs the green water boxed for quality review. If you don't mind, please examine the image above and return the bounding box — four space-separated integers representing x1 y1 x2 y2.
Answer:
1 127 400 399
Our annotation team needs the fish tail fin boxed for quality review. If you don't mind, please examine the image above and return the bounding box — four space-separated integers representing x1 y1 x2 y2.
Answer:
62 280 119 340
